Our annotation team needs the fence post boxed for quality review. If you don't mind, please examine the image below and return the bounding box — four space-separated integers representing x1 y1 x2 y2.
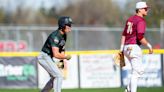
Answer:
161 54 164 86
160 19 164 48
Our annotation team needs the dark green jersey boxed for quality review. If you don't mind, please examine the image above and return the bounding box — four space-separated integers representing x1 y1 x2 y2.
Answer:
42 30 67 57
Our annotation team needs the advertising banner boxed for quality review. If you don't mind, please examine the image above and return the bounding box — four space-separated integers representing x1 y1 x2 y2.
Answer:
0 57 38 88
38 55 79 89
121 54 162 87
79 54 121 88
0 40 27 52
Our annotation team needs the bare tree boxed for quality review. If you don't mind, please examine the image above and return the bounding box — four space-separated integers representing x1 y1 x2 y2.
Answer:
59 0 123 26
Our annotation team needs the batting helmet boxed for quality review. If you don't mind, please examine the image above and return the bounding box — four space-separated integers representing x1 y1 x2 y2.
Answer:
58 16 73 29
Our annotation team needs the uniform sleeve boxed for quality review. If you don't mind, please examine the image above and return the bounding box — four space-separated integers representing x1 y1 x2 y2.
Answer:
137 21 146 40
137 21 146 33
122 21 128 36
49 37 60 47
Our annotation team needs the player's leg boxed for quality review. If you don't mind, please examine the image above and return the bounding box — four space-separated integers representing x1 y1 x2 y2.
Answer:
129 56 143 92
124 45 143 92
124 69 140 92
130 45 143 92
38 52 55 92
46 60 63 92
123 45 131 92
38 52 63 92
41 77 54 92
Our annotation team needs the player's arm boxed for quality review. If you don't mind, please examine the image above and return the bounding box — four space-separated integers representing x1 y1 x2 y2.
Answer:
137 21 153 54
120 23 127 52
139 38 153 54
60 50 68 60
52 47 71 60
60 51 65 56
60 48 66 55
120 35 125 52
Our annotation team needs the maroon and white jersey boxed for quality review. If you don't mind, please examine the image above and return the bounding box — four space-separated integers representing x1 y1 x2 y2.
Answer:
122 15 146 45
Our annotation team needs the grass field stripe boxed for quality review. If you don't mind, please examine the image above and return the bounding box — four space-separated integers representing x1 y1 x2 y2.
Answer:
0 87 164 92
0 49 164 57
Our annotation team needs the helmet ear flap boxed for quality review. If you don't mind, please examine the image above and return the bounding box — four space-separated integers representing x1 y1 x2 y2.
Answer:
61 26 66 32
58 24 67 30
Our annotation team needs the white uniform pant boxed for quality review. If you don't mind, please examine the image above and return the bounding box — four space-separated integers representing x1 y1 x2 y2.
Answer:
123 44 144 92
37 52 63 92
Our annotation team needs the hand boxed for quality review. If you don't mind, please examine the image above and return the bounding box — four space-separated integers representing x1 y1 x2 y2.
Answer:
66 55 71 60
57 60 64 69
147 43 153 54
149 48 153 54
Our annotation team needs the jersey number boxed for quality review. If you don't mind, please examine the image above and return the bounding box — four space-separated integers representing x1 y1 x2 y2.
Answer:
127 22 133 34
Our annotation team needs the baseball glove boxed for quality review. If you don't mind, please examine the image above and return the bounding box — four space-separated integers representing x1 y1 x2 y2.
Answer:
113 51 125 68
57 60 64 69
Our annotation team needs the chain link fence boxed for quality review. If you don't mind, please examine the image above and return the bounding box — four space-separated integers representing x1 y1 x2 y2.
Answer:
0 26 162 52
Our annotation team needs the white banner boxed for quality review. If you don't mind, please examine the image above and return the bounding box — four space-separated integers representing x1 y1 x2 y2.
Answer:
38 55 79 89
122 54 162 87
79 54 121 88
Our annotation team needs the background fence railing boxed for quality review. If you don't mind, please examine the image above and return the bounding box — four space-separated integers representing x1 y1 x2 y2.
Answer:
0 26 163 52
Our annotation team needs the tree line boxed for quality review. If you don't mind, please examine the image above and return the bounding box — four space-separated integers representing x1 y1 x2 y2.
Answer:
0 0 163 27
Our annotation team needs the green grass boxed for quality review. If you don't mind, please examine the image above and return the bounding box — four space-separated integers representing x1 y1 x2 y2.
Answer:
0 87 164 92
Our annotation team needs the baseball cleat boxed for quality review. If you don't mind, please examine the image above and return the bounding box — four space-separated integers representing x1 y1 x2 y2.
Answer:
124 87 131 92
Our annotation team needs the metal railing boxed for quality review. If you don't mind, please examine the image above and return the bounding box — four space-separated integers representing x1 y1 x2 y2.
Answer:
0 26 162 51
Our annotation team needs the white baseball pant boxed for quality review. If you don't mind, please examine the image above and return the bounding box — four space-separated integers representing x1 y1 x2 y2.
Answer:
123 44 144 92
37 52 63 92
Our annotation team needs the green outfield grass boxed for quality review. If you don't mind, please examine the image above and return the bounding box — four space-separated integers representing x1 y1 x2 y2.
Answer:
0 87 164 92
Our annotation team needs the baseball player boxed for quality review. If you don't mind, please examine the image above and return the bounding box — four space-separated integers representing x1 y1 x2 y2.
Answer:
37 16 73 92
120 2 153 92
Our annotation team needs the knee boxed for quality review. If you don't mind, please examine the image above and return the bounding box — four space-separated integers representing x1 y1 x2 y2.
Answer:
138 67 144 75
50 70 63 78
132 69 144 78
138 70 144 75
53 72 63 79
56 74 63 79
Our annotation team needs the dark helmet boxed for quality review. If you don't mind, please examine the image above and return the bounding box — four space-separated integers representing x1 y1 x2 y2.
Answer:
58 16 73 29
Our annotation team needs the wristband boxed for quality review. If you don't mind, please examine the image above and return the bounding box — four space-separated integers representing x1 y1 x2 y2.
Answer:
147 43 152 49
120 45 124 51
